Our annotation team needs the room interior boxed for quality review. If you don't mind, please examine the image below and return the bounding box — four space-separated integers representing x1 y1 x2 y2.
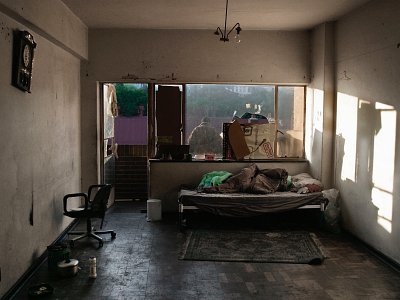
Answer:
0 0 399 298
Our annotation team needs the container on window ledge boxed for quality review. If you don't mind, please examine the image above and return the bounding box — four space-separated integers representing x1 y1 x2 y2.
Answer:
205 153 215 160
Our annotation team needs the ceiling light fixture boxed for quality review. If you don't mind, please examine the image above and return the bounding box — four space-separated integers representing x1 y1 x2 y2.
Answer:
214 0 242 43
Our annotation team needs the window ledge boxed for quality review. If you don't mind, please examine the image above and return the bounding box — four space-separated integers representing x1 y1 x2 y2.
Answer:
149 158 308 163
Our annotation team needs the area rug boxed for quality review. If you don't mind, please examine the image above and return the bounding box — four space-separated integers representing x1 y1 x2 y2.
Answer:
180 230 325 264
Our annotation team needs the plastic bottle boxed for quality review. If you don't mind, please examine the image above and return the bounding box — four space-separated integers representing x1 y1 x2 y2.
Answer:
89 256 97 278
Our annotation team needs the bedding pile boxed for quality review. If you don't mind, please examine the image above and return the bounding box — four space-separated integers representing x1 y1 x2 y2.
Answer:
179 165 326 219
197 164 323 194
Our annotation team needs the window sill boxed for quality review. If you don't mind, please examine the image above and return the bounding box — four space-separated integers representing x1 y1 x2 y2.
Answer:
149 158 308 163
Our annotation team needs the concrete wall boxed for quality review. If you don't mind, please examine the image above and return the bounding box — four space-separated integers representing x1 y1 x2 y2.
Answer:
149 161 310 212
0 0 87 297
87 29 310 84
115 116 147 145
0 0 87 59
306 23 335 188
334 0 400 263
81 28 311 190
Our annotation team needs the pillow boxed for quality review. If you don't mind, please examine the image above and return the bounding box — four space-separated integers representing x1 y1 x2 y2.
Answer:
291 173 323 193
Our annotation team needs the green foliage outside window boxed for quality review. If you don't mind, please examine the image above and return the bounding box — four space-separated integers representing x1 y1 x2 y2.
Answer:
115 83 148 117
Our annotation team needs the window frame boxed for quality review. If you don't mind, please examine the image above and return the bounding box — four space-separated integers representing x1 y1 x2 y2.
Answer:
150 83 307 161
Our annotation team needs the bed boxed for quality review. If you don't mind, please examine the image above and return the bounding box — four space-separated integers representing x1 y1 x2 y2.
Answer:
178 189 327 231
177 165 328 231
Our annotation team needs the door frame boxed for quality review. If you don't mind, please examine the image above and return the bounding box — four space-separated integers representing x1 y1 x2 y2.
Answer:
98 82 154 200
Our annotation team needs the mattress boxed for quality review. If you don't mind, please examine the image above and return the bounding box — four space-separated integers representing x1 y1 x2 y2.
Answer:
178 188 326 217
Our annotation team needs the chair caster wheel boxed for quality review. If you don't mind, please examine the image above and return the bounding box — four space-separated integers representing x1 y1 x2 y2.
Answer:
111 232 116 239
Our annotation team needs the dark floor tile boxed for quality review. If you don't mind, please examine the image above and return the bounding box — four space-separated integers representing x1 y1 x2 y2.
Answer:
10 202 400 300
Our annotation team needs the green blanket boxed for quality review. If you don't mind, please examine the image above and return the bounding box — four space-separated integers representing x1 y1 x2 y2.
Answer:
198 171 232 190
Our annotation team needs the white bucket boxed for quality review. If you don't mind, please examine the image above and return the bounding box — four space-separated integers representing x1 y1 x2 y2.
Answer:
146 199 162 221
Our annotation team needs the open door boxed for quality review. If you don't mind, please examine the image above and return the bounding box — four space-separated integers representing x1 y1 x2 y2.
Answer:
102 84 117 205
155 85 183 146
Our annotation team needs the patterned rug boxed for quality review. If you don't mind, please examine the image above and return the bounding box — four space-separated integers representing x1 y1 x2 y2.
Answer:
180 230 325 264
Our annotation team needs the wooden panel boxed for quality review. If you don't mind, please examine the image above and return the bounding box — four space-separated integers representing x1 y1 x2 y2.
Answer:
156 85 182 145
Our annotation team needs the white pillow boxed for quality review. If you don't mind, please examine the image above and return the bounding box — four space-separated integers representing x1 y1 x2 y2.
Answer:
291 173 323 193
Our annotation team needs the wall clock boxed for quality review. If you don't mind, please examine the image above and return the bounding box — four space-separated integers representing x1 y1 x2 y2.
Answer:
12 30 37 93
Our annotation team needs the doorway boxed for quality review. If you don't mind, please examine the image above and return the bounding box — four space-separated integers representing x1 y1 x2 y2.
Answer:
102 83 149 201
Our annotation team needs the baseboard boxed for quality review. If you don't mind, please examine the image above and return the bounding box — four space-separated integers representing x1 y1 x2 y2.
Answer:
2 220 78 300
343 229 400 273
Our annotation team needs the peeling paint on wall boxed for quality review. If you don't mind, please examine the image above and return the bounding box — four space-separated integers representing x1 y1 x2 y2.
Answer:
120 72 177 82
0 21 11 43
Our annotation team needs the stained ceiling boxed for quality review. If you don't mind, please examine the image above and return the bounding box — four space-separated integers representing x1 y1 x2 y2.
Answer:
61 0 371 30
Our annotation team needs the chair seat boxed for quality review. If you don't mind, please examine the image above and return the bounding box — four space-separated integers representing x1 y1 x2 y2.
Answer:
64 209 103 219
63 184 115 248
63 205 87 218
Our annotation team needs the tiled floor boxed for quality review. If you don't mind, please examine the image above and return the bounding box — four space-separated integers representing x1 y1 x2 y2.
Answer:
11 202 400 299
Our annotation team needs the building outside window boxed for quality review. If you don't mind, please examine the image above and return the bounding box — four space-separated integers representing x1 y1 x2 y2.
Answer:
185 84 305 159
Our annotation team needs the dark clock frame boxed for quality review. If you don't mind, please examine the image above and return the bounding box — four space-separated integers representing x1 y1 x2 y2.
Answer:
12 30 37 93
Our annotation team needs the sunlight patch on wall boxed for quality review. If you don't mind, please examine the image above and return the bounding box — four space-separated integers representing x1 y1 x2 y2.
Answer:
336 92 358 182
371 102 396 234
371 187 393 233
372 103 396 192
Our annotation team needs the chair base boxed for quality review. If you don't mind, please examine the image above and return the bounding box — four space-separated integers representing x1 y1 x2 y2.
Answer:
68 221 116 248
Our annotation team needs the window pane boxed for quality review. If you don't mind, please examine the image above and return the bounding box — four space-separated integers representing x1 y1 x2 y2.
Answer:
185 84 275 158
277 86 305 158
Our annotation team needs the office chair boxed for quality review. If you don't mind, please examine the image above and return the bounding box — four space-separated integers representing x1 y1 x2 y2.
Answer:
63 184 116 248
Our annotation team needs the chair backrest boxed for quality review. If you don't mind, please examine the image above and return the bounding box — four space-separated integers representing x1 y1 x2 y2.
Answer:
90 184 112 215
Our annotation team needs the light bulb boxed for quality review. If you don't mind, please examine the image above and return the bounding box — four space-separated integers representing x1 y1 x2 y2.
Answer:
234 25 242 43
235 33 241 43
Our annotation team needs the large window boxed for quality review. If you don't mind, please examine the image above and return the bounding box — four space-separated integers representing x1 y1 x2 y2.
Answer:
185 84 305 159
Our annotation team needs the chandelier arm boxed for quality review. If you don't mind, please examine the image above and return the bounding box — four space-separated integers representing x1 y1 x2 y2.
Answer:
227 22 240 37
216 26 224 38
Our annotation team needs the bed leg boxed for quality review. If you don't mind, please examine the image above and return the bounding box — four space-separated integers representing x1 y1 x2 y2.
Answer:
318 201 326 227
178 203 184 232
